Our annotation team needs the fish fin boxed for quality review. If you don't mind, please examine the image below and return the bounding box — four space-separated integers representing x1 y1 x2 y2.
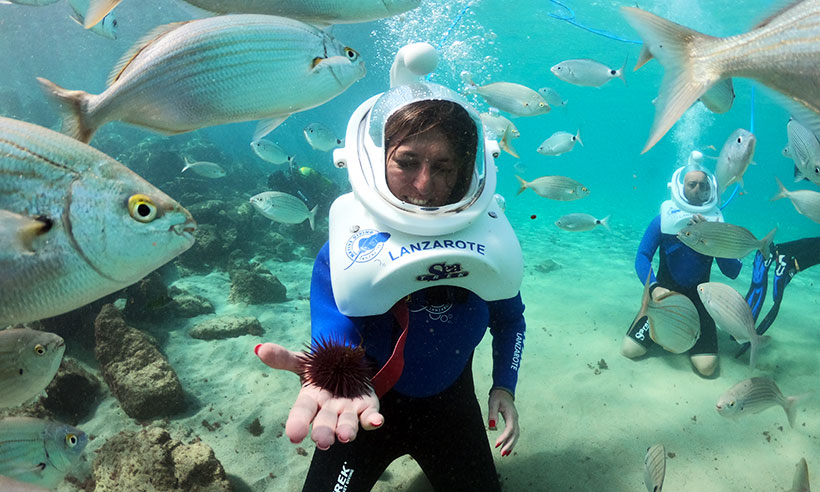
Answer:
794 165 806 183
311 55 352 71
500 126 519 158
0 210 51 255
617 55 628 86
515 175 527 196
760 226 777 258
634 45 653 71
84 0 121 28
36 77 96 143
181 156 192 173
599 215 611 232
253 115 289 141
770 176 788 202
784 392 815 428
752 0 803 29
575 129 583 147
308 205 318 231
69 14 83 26
107 21 189 86
621 7 718 153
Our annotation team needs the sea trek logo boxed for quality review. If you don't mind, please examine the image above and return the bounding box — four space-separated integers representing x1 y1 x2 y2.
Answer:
416 262 469 282
344 230 390 270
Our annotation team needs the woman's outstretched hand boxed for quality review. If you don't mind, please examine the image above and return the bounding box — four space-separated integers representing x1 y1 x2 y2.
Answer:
255 342 384 450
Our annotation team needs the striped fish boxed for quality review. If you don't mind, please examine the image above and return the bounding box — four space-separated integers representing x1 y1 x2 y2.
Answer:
515 175 589 201
637 274 700 354
462 72 550 117
249 191 318 230
677 221 776 259
643 444 666 492
785 118 820 187
0 417 87 489
38 15 366 143
790 458 811 492
716 377 803 428
772 176 820 224
0 328 65 409
697 282 770 369
715 129 756 195
181 0 420 25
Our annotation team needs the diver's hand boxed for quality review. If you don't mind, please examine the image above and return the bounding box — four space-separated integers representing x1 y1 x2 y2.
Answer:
255 342 384 450
488 387 519 457
688 213 707 225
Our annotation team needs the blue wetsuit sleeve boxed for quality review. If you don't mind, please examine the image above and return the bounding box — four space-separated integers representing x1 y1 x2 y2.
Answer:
716 257 742 279
635 215 660 285
309 242 359 345
488 293 526 396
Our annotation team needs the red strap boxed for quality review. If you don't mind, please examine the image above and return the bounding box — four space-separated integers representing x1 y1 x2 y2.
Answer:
370 300 409 398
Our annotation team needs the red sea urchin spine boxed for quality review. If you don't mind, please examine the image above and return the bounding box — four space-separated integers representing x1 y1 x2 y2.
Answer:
297 336 374 399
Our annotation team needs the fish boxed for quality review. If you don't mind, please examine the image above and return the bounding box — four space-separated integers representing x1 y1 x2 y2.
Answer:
68 0 118 39
716 377 804 428
0 116 196 326
0 417 88 489
83 0 120 28
696 282 770 369
700 78 735 114
772 176 820 224
181 157 226 178
250 139 293 165
537 87 567 108
785 117 820 187
677 221 776 259
636 273 701 354
38 15 366 143
550 58 627 87
621 3 820 153
249 191 318 230
303 122 343 152
715 129 756 195
515 175 589 201
180 0 420 26
555 213 610 232
461 72 550 117
643 444 666 492
0 475 53 492
789 457 811 492
536 130 582 156
479 112 520 140
0 328 65 409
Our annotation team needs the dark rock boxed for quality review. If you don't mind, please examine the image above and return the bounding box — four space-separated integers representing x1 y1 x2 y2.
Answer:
94 305 186 420
189 316 263 340
92 427 232 492
40 358 102 426
228 266 286 305
123 271 173 321
248 418 264 437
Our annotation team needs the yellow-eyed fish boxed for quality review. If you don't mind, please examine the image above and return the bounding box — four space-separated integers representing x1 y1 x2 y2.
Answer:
250 191 318 230
0 328 65 409
536 130 582 156
461 71 550 117
515 175 589 201
715 129 756 195
716 377 806 428
550 58 627 87
677 221 776 259
785 117 820 187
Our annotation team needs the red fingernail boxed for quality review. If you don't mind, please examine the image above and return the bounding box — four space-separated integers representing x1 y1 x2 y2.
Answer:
503 450 510 457
489 419 496 428
373 420 383 428
254 343 262 356
495 442 501 448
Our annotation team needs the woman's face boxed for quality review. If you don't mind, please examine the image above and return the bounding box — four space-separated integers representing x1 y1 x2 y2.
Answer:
386 130 460 207
683 170 712 205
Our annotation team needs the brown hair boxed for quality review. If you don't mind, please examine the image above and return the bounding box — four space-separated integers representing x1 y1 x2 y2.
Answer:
384 100 478 204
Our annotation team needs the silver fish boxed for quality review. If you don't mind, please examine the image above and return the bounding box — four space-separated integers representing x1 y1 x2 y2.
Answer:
0 116 196 326
550 58 626 87
180 0 420 25
250 191 318 230
622 2 820 153
715 129 756 195
785 117 820 187
790 458 811 492
0 328 65 408
772 176 820 223
677 221 776 259
515 175 589 201
643 444 666 492
555 213 610 232
0 417 87 489
480 112 519 158
461 72 549 117
716 377 802 428
537 87 567 108
250 139 293 165
700 78 735 114
637 275 700 354
181 157 226 178
68 0 118 39
536 130 582 156
697 282 769 369
82 0 120 28
303 122 343 152
38 15 366 143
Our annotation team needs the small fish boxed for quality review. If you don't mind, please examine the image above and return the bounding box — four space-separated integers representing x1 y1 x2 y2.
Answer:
772 176 820 224
621 4 820 153
0 328 65 409
68 0 118 39
0 417 88 489
461 72 550 117
250 139 293 165
499 124 519 158
555 213 610 232
537 87 567 108
550 58 627 87
479 112 520 139
83 0 121 28
345 231 390 269
700 78 735 114
249 191 318 230
716 377 804 428
303 122 343 151
181 157 226 178
643 444 666 492
715 129 756 195
637 273 700 353
789 457 811 492
697 282 770 369
785 117 820 187
536 129 582 156
677 221 776 259
515 175 589 201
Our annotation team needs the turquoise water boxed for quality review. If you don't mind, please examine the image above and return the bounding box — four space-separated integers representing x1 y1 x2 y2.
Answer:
1 1 819 490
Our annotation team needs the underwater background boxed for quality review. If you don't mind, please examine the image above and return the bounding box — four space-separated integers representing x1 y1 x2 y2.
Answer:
1 0 818 491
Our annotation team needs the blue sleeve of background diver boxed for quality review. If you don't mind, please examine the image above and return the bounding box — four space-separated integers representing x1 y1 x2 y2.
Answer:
309 242 358 345
488 293 526 395
635 216 660 285
716 257 742 279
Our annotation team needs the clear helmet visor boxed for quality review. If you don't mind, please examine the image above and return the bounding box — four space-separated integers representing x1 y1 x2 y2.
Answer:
669 163 718 212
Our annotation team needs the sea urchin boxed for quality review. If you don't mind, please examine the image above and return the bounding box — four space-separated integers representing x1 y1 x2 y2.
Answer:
297 337 374 399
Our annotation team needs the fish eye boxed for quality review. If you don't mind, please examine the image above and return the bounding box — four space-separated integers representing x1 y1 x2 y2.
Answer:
128 194 158 223
112 19 118 27
737 136 743 143
581 187 588 192
66 433 79 447
539 102 545 107
728 401 735 407
814 166 820 175
610 69 616 75
344 47 359 61
34 344 46 356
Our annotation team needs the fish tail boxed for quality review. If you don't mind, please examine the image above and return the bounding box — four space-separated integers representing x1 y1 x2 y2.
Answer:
500 126 519 158
634 45 654 71
760 226 777 258
617 55 628 86
771 176 788 202
785 392 814 428
621 7 718 153
575 129 583 147
308 204 318 231
599 215 611 232
748 338 759 371
85 0 122 28
37 77 97 144
515 175 527 196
